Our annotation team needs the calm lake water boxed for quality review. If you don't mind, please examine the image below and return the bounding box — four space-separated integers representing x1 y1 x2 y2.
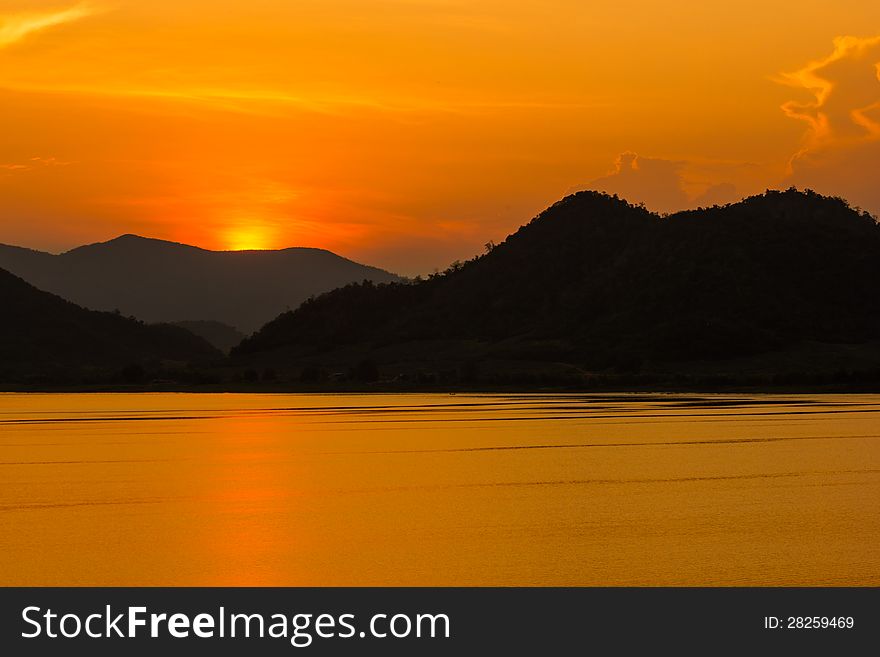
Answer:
1 392 878 586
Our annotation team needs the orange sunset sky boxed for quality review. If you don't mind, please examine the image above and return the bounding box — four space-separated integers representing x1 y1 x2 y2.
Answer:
1 0 879 274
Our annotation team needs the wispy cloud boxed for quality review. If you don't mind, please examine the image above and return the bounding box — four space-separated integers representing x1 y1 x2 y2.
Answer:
0 156 71 173
776 35 880 154
0 2 96 49
777 36 880 215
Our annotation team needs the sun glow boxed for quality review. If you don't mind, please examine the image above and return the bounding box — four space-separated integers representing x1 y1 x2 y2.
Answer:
225 226 273 251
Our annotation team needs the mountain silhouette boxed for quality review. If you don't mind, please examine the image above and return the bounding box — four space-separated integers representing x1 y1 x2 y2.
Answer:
0 267 220 382
0 235 401 333
234 189 880 379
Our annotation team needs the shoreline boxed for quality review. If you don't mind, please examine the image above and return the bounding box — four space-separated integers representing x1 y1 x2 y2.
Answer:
3 382 880 394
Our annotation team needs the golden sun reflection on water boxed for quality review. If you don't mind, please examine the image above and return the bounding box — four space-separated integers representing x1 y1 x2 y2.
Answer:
1 393 879 586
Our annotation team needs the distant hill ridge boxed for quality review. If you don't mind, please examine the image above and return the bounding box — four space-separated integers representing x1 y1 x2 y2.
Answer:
0 234 401 333
233 189 880 370
0 267 219 381
171 320 245 354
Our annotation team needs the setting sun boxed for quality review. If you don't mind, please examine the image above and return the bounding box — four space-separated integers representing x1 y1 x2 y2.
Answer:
225 226 274 251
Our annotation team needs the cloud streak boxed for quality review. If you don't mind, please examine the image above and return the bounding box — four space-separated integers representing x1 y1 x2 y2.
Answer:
0 3 96 49
0 156 71 173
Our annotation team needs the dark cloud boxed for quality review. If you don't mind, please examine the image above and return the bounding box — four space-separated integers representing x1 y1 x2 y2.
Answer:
692 182 738 208
583 152 739 213
588 152 689 213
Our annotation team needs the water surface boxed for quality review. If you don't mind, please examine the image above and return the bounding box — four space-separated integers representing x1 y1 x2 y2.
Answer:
1 392 878 585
